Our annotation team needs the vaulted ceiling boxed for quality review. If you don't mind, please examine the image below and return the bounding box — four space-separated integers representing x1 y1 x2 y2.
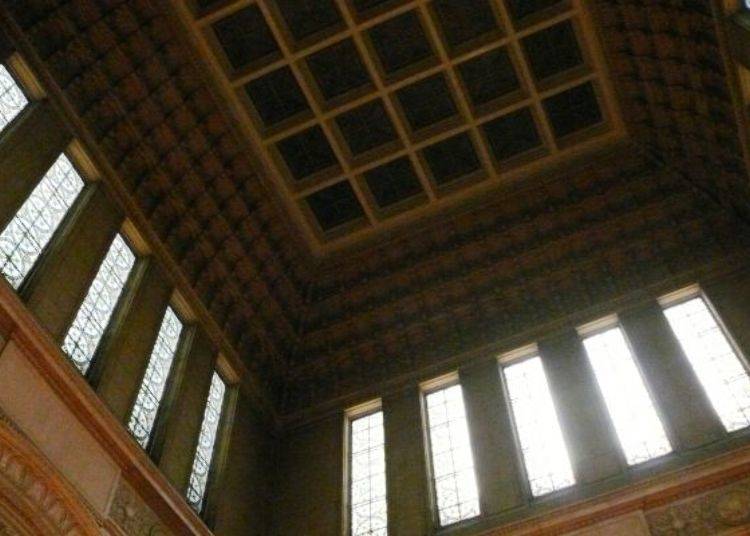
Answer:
5 0 750 416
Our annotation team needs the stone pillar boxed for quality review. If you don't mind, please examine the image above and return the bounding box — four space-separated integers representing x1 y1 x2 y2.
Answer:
459 359 524 515
539 331 624 484
271 412 343 535
620 303 725 450
0 101 70 231
22 185 122 342
94 259 173 422
383 387 431 535
158 328 216 491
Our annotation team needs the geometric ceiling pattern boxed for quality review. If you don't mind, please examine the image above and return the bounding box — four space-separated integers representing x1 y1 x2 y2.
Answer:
174 0 625 254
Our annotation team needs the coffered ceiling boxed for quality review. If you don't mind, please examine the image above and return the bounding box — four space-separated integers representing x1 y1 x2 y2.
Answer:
171 0 625 255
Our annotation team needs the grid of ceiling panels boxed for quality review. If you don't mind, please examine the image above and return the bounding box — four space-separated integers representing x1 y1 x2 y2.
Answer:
184 0 622 251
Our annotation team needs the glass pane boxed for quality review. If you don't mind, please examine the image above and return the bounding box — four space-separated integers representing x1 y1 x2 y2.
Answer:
503 356 575 496
349 410 388 536
583 327 672 465
425 384 479 526
664 297 750 432
187 372 227 512
0 64 28 132
61 234 135 374
128 306 184 448
0 154 84 288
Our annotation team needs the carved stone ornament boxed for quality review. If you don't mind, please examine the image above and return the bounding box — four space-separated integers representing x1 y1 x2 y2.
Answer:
0 409 102 534
108 480 171 536
646 477 750 535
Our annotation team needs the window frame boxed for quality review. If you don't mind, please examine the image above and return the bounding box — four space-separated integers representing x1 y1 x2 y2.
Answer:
420 372 481 528
1 149 92 295
127 302 194 456
498 345 577 500
189 367 237 526
0 55 34 140
343 398 387 536
60 230 140 376
577 315 675 467
659 284 750 433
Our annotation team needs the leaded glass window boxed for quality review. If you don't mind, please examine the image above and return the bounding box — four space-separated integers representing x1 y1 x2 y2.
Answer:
424 383 479 527
348 409 388 536
503 356 575 497
0 64 28 132
0 154 85 289
187 372 227 513
582 326 672 465
664 296 750 432
128 306 184 448
62 234 135 374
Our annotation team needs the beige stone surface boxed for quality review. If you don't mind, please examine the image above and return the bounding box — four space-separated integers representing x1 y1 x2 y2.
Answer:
0 341 120 515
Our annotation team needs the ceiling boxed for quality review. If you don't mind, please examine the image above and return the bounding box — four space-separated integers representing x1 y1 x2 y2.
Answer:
173 0 625 254
7 0 750 415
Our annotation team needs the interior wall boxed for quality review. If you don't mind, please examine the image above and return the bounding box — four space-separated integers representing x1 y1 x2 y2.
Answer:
214 391 277 536
274 264 750 535
288 151 750 413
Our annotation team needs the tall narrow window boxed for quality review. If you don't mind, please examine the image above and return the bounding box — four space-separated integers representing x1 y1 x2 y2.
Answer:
663 294 750 432
0 154 85 289
582 325 672 465
128 306 184 448
0 64 28 132
62 233 135 374
503 355 575 497
187 372 227 513
348 407 388 536
424 382 479 526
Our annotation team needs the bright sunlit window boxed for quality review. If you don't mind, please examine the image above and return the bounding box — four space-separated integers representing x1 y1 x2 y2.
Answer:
348 408 388 536
424 383 479 526
187 371 227 513
62 234 136 374
582 325 672 465
663 295 750 432
503 355 575 496
0 64 28 133
128 306 184 448
0 153 84 289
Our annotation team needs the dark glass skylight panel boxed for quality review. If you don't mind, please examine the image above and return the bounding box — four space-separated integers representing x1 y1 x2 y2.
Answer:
522 20 583 81
244 67 310 127
543 82 602 138
306 181 365 231
422 133 481 185
483 108 542 161
396 74 458 132
368 11 434 75
458 48 520 108
432 0 499 52
274 0 343 43
364 158 423 208
306 39 373 101
336 100 398 156
213 6 280 70
277 126 339 180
